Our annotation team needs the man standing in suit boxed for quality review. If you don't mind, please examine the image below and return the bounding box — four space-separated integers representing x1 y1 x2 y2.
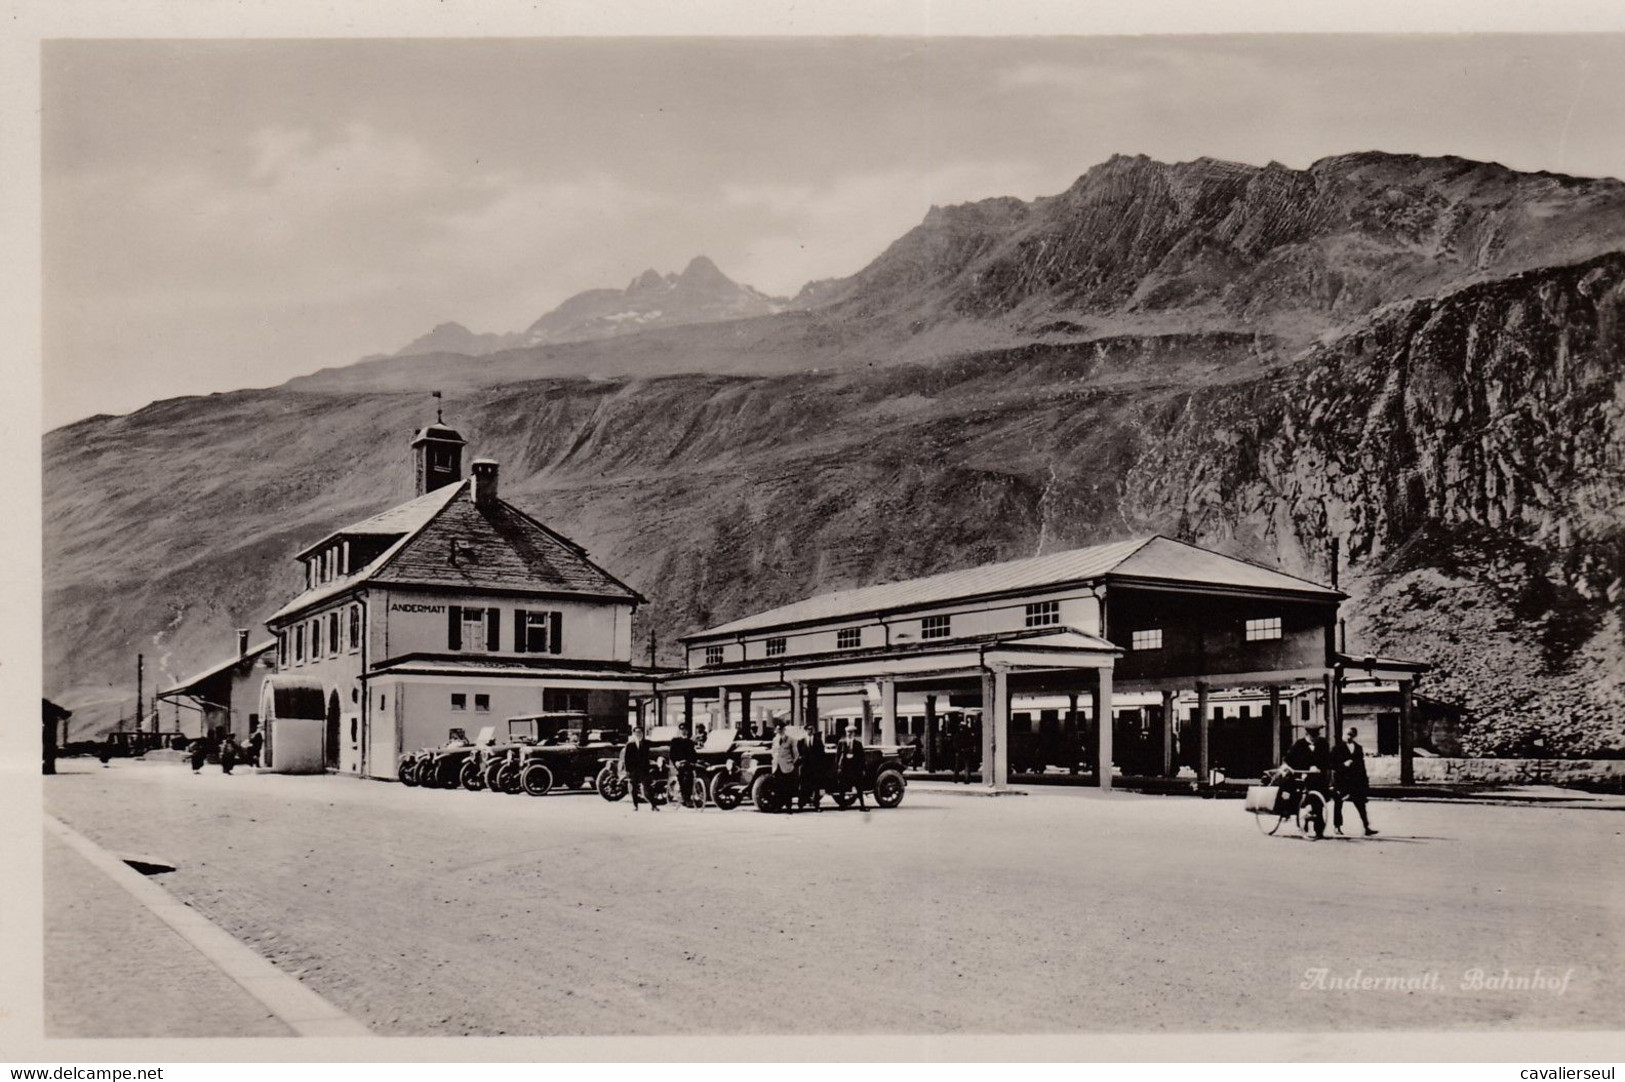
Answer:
621 726 656 811
669 721 698 807
770 719 801 814
799 722 828 811
1333 726 1379 836
836 723 868 810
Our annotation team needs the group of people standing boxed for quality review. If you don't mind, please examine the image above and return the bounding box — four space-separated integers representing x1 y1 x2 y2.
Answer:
186 729 262 775
766 717 870 813
616 718 872 813
1282 724 1378 836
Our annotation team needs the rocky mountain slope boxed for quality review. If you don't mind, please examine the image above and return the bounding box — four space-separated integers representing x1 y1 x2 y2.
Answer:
44 153 1625 752
386 256 784 359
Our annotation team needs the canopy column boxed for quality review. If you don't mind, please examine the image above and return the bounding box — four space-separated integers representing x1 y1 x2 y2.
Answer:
788 680 803 728
878 678 898 746
739 688 753 732
1093 665 1113 792
1268 685 1282 766
1160 689 1176 778
1196 683 1211 782
1399 678 1415 786
923 694 938 771
980 667 1010 790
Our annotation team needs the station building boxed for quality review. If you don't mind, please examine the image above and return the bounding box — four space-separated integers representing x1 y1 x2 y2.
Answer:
259 421 661 778
658 536 1430 788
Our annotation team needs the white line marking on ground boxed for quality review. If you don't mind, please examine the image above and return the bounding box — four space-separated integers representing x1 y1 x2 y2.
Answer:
44 812 371 1038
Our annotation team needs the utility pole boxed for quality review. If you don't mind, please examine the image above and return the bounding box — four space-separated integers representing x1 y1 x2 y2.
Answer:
647 629 656 669
1329 537 1340 590
136 653 144 749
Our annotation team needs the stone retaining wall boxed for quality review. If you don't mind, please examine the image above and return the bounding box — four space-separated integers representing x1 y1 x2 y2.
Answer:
1366 756 1625 786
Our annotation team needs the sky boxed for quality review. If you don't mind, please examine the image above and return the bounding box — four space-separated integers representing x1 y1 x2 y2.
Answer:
41 34 1625 427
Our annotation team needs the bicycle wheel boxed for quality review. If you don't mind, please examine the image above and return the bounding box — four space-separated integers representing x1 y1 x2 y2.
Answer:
1253 811 1285 835
1296 792 1326 838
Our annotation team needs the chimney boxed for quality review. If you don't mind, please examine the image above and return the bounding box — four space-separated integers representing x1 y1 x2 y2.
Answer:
237 629 250 657
471 459 499 509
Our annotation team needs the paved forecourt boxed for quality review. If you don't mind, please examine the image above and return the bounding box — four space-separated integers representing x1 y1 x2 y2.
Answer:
43 760 1625 1037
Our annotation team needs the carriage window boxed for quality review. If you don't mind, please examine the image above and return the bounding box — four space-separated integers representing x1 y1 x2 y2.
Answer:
475 694 490 713
451 693 467 711
1245 617 1282 641
837 627 862 650
1024 601 1060 627
1131 628 1162 651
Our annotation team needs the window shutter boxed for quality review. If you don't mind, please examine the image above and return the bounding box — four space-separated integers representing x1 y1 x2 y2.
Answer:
448 605 462 650
486 607 500 652
513 609 528 653
548 611 563 655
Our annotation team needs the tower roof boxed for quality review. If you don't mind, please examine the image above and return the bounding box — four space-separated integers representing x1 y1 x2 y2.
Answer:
411 423 467 446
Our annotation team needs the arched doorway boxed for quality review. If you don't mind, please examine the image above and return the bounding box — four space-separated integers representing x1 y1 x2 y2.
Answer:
325 690 341 770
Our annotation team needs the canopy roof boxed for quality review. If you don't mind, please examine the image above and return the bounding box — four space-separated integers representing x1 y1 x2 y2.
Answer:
687 535 1340 641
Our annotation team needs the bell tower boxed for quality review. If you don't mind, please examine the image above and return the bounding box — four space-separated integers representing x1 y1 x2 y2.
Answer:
410 409 467 496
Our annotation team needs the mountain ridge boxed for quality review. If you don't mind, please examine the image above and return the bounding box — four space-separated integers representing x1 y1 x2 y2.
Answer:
42 150 1625 757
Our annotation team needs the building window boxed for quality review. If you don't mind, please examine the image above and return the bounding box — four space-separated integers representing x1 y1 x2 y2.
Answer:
294 624 305 663
328 612 340 657
837 627 862 650
765 637 786 657
277 632 288 667
543 688 588 714
474 694 490 713
313 618 325 659
1245 617 1282 641
514 609 561 654
348 605 361 652
704 645 724 667
451 693 467 711
921 615 951 640
1131 628 1163 651
1025 600 1060 628
448 605 499 652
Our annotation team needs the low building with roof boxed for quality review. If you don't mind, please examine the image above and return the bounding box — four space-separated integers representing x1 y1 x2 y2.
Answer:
662 535 1431 788
155 630 277 743
262 419 661 779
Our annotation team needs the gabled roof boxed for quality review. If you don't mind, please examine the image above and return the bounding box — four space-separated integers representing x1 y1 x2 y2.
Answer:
269 480 641 624
687 535 1339 641
294 481 464 561
158 640 277 699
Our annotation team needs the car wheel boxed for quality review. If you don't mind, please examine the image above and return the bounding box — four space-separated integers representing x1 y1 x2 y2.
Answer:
831 790 856 809
750 773 778 813
483 760 506 792
459 760 484 791
873 768 906 808
689 775 709 809
413 758 436 787
499 762 524 794
708 772 740 810
597 765 627 802
434 760 461 789
521 762 554 797
398 758 418 786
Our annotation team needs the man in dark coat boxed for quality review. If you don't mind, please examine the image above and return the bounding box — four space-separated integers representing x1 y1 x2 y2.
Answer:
1284 725 1331 793
669 722 698 807
835 724 868 810
799 723 827 811
219 734 240 775
951 721 978 784
621 726 657 811
246 729 264 768
1333 726 1378 836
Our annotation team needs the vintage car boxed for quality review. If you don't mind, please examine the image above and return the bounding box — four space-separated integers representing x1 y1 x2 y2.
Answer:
398 729 478 788
473 716 629 796
704 726 912 811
